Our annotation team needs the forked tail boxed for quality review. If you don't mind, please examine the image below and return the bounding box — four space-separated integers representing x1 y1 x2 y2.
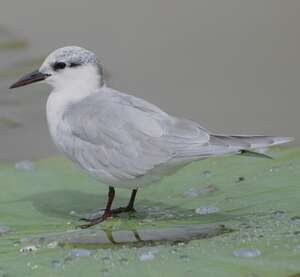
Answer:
211 134 293 158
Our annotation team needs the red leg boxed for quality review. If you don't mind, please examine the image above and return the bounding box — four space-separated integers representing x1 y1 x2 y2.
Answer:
111 189 138 214
79 186 115 229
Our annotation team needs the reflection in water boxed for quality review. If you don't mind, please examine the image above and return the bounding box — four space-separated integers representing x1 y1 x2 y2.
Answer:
21 224 231 249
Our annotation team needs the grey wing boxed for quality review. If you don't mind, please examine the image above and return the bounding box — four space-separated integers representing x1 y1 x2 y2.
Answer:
63 91 217 182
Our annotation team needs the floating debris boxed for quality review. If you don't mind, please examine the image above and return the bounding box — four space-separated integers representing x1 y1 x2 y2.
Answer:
195 206 219 215
235 176 245 183
20 245 38 253
15 160 35 171
233 248 261 258
0 225 9 236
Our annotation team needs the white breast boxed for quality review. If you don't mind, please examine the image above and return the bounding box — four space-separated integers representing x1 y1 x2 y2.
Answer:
46 91 72 152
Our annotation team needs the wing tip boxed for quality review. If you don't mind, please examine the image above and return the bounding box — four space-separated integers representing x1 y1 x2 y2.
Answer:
272 136 294 145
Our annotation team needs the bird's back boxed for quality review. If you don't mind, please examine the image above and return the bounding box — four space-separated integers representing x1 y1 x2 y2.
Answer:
49 86 291 188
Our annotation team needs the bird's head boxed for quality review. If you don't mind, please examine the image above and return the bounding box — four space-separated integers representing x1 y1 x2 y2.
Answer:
10 46 104 92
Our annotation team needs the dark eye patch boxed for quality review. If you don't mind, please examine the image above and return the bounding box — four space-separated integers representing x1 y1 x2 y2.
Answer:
53 62 66 70
70 62 81 67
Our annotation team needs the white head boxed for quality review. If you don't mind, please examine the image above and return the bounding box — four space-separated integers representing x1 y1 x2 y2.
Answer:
10 46 104 93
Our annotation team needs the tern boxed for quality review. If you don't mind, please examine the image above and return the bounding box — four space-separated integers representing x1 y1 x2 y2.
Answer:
10 46 292 228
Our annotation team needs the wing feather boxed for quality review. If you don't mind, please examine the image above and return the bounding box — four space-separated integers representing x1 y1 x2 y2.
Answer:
63 89 211 181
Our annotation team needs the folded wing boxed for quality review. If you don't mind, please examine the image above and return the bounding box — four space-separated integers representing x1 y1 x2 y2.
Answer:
63 89 212 181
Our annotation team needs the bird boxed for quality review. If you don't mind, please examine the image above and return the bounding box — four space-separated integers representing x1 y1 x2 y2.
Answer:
10 46 292 228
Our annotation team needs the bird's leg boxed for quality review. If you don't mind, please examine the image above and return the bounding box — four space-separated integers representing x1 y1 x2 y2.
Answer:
79 188 138 228
79 186 115 229
111 189 138 215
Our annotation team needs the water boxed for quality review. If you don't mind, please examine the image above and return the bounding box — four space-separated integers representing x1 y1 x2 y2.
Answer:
21 224 228 249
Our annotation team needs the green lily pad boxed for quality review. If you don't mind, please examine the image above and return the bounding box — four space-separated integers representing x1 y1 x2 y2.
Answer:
0 147 299 276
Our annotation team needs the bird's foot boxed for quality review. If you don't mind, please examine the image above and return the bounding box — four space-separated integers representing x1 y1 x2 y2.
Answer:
78 210 113 229
111 206 136 215
78 211 112 229
79 206 136 229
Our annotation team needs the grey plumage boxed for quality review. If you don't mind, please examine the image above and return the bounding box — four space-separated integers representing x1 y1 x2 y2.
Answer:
61 86 291 187
10 46 293 189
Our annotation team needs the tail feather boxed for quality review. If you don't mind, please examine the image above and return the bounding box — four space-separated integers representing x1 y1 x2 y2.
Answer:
212 134 293 149
228 135 293 148
211 134 293 158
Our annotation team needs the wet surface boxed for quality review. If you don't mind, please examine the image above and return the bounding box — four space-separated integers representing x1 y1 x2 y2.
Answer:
0 145 299 276
21 224 230 250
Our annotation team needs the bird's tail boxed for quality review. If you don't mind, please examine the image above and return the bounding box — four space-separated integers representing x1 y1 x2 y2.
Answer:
211 134 293 158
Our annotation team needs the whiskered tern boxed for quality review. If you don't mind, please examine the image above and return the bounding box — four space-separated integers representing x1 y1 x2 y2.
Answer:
10 46 292 228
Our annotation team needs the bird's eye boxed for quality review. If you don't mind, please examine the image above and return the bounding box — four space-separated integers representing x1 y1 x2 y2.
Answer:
53 62 66 70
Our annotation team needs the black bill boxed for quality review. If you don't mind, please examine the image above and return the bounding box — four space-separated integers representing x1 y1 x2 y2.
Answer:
9 69 50 89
